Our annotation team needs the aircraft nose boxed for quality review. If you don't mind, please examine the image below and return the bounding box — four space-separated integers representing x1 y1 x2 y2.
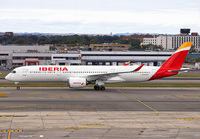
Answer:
5 74 10 81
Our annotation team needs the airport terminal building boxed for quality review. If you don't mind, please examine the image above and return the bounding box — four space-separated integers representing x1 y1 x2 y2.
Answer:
0 45 199 70
0 45 173 69
81 51 173 66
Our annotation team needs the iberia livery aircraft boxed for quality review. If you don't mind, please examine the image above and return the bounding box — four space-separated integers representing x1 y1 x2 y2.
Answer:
5 42 192 90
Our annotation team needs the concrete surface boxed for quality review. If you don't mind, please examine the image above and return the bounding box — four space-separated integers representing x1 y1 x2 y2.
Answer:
0 87 200 138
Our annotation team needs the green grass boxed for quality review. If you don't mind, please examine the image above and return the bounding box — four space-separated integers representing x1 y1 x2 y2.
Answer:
103 83 200 87
0 83 67 87
0 70 10 77
170 74 200 78
0 74 7 77
0 83 200 88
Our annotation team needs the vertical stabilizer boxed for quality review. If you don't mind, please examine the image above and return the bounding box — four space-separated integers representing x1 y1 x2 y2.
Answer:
149 42 193 80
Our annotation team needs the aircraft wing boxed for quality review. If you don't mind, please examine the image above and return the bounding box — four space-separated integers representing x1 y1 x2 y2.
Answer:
86 64 145 81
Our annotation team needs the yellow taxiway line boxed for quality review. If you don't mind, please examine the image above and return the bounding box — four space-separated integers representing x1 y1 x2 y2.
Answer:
0 130 22 139
118 89 161 115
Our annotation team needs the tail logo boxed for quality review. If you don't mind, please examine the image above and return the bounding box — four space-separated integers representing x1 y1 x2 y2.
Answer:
149 42 193 80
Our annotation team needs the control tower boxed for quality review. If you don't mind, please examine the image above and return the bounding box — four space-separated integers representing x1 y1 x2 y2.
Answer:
180 28 190 35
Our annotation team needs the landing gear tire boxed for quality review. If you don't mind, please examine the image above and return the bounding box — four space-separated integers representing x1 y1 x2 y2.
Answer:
94 85 100 90
100 86 105 90
17 86 20 90
15 82 20 90
94 85 105 90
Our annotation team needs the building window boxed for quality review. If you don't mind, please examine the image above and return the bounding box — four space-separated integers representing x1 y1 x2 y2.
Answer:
0 54 9 56
13 57 21 60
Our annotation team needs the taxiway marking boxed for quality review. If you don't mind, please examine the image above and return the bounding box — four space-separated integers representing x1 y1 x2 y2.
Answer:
26 92 42 95
4 106 25 108
0 92 11 94
0 94 5 97
0 115 14 117
118 89 161 115
0 130 23 139
61 127 88 129
172 93 200 98
8 131 11 139
177 118 200 120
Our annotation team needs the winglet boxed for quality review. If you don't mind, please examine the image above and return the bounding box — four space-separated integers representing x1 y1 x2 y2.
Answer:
133 64 145 71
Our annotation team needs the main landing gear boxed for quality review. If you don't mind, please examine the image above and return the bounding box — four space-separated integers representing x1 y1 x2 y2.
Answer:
94 85 105 90
15 82 20 90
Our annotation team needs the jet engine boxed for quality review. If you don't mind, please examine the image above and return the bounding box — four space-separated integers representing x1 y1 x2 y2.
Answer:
68 77 87 88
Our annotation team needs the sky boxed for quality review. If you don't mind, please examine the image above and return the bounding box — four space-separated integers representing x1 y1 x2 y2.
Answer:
0 0 200 34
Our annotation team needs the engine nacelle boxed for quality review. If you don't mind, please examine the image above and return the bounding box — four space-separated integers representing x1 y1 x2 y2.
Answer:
68 77 87 88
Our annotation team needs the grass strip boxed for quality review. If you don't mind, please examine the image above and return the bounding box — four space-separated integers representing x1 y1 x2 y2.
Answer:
0 83 200 87
171 74 200 78
0 74 7 77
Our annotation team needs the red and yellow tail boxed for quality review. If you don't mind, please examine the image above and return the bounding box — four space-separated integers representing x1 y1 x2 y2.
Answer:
149 42 193 80
124 61 130 66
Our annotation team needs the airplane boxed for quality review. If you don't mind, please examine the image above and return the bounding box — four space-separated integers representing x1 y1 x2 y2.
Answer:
5 42 193 90
124 61 130 66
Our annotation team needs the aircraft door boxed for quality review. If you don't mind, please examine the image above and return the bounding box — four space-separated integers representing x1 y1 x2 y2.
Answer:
23 68 28 76
57 71 61 76
111 69 115 73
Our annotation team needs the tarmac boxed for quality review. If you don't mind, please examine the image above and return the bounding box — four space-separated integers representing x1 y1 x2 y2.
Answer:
0 87 200 138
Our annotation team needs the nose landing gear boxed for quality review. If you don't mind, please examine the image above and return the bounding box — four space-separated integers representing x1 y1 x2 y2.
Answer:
17 86 20 90
15 82 20 90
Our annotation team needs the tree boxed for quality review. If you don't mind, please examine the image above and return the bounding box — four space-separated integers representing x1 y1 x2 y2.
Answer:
13 38 26 45
0 35 9 44
90 39 99 44
82 35 90 45
141 44 163 51
27 35 38 44
37 36 47 45
194 57 200 62
189 45 198 53
127 39 141 50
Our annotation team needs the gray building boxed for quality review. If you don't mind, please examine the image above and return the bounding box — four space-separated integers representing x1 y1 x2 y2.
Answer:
1 45 199 69
51 52 82 65
0 45 51 69
143 29 200 51
81 51 174 66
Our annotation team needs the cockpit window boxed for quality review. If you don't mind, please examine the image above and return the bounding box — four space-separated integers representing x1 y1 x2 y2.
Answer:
11 70 16 74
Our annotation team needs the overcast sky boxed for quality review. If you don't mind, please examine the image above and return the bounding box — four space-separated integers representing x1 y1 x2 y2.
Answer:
0 0 200 34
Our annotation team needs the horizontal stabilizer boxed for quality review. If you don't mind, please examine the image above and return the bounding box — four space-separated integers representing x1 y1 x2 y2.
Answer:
168 68 191 72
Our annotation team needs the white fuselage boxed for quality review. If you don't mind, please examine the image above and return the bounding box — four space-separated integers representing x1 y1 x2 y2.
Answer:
5 65 160 83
